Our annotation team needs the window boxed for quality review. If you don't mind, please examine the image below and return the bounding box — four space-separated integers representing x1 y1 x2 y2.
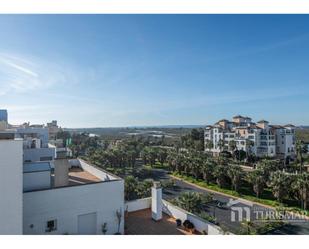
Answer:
46 219 57 232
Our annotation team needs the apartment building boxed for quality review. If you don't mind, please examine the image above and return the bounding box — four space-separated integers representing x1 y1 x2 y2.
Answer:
204 115 296 160
0 135 124 235
46 120 62 140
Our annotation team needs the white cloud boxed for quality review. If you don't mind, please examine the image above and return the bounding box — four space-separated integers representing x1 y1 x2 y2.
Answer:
0 52 68 96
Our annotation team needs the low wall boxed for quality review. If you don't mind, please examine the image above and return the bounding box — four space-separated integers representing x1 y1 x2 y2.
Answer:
125 198 152 212
162 200 224 235
69 159 119 181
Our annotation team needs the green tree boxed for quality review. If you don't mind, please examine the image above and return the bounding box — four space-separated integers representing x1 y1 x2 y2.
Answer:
227 164 243 192
269 171 291 203
157 148 168 166
175 192 202 213
214 164 228 188
228 140 237 154
296 140 308 173
201 160 215 184
124 176 139 201
247 170 265 198
292 173 309 210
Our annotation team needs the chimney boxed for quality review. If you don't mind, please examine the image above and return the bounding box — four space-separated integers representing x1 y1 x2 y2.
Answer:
54 159 69 187
151 181 162 221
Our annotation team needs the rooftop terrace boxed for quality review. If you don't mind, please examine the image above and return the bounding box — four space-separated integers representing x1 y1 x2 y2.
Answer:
125 209 195 235
67 167 101 186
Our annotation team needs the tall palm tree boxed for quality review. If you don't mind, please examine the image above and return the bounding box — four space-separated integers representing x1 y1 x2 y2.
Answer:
296 140 308 173
214 164 228 188
245 139 254 159
227 164 243 192
256 159 278 181
247 170 265 198
228 140 237 155
269 171 290 203
201 160 215 184
191 156 202 179
292 173 309 210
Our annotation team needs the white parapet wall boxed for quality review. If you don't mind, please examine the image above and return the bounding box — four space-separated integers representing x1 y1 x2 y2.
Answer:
125 197 226 235
162 200 224 235
125 198 152 212
69 158 119 181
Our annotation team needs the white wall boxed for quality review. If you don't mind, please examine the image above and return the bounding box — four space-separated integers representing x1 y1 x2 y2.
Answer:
23 171 51 191
162 200 224 235
23 180 124 235
23 147 56 162
0 139 23 234
125 198 152 212
71 159 119 181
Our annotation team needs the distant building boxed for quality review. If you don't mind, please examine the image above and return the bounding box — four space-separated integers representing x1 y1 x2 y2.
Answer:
0 109 8 122
46 120 61 140
205 115 296 161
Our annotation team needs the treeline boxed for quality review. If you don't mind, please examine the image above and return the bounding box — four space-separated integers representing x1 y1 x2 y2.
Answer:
168 150 309 210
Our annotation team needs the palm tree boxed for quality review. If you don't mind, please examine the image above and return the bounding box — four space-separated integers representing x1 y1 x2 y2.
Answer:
191 157 202 179
227 164 243 192
269 171 290 203
296 140 308 173
256 159 278 181
214 164 228 188
157 148 168 166
228 140 237 155
292 173 309 210
175 192 202 213
245 139 254 159
201 160 215 184
124 176 139 201
247 170 265 198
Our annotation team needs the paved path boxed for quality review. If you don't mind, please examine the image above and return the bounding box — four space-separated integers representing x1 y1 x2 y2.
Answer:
142 167 309 235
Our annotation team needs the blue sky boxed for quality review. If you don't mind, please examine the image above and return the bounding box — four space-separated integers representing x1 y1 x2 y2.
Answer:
0 15 309 127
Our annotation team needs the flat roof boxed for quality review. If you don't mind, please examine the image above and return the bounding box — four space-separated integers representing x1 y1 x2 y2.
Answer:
67 168 101 186
23 162 51 173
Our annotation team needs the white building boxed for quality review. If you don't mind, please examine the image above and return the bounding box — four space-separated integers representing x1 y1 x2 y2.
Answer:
205 115 295 160
0 124 56 162
0 135 23 235
0 135 125 235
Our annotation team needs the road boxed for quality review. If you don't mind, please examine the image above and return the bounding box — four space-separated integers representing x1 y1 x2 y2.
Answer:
143 167 309 235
